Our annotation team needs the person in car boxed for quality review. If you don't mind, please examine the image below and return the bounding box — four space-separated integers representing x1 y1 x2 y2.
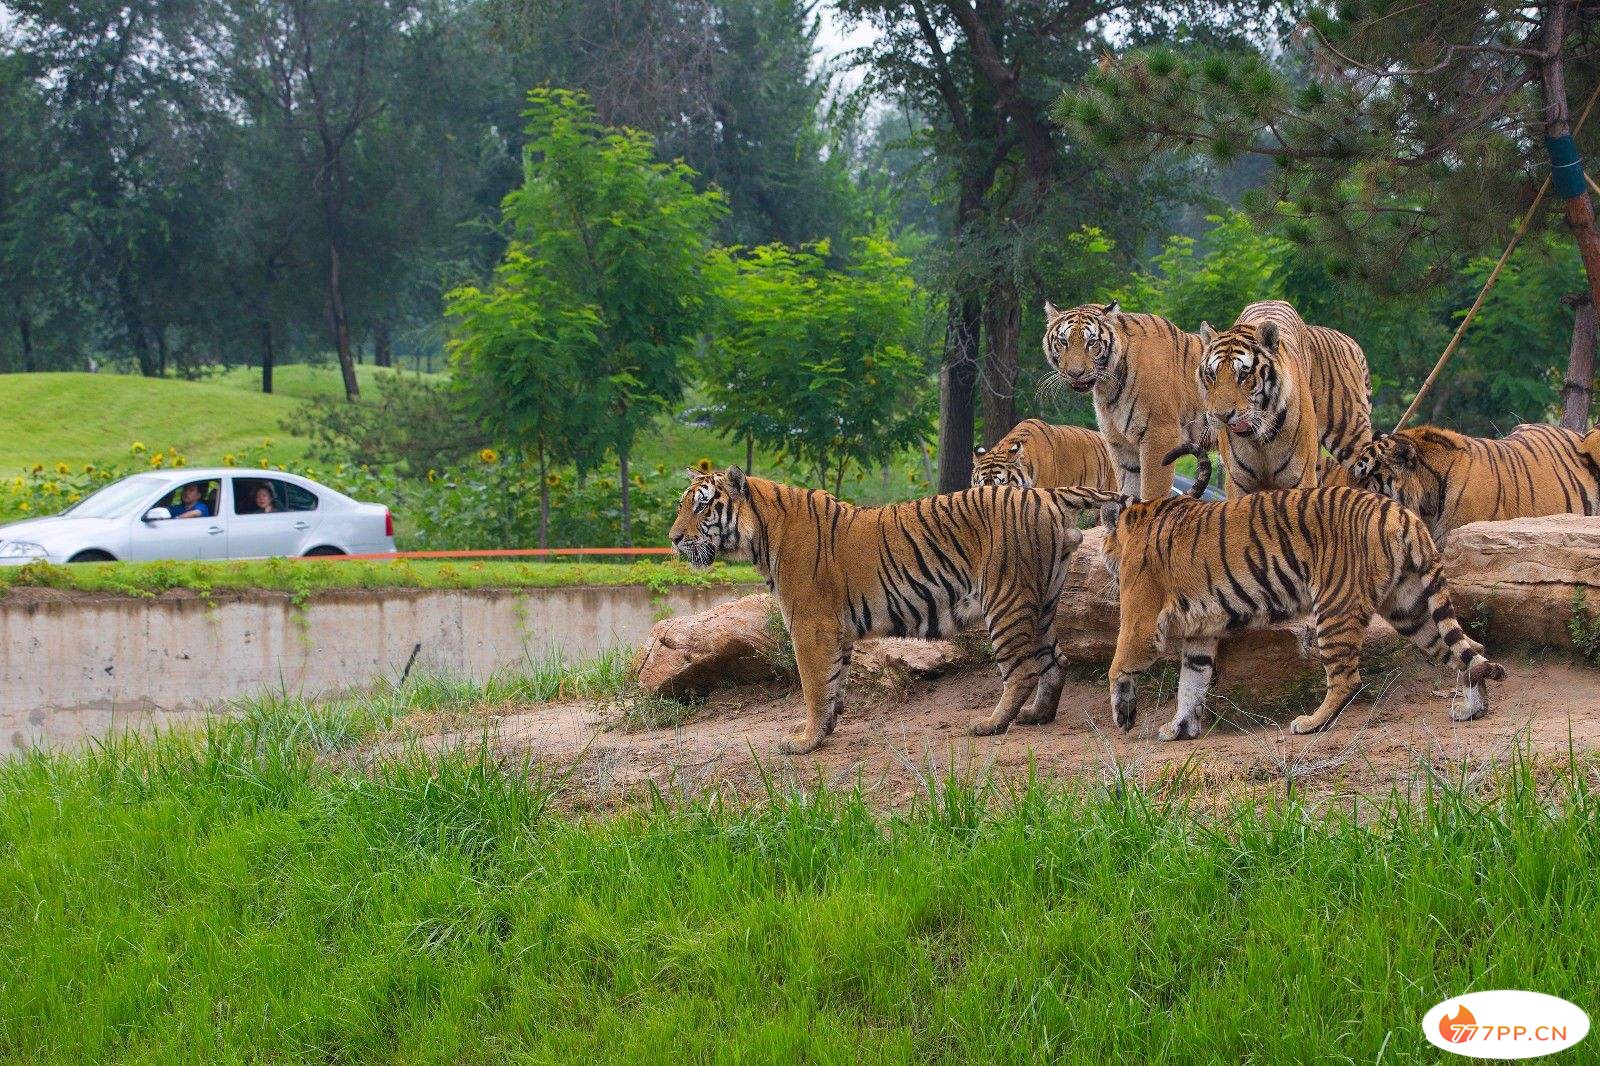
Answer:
172 483 212 519
252 485 278 514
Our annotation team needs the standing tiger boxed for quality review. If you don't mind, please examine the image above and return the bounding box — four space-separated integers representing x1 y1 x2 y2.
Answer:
971 418 1117 489
1052 486 1504 742
1196 300 1372 495
1041 301 1208 499
1345 423 1600 544
668 468 1089 754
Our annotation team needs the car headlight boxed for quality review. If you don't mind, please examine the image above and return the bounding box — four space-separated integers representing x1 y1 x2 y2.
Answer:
0 541 48 560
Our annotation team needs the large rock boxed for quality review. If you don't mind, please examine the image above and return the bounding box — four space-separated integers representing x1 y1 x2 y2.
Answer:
635 596 969 698
1440 516 1600 648
635 593 786 698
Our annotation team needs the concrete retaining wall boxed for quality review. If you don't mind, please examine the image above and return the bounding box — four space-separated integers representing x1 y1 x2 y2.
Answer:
2 583 757 754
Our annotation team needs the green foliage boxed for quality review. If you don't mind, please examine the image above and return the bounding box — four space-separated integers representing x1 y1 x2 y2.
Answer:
1572 590 1600 668
301 372 488 478
3 716 1600 1059
702 237 933 492
1113 211 1291 331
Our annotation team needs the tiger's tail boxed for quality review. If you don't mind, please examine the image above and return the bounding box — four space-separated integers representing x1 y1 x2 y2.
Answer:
1160 419 1217 498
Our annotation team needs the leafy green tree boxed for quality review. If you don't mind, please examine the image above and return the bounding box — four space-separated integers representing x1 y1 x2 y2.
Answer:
1062 0 1600 427
703 236 931 494
455 88 725 545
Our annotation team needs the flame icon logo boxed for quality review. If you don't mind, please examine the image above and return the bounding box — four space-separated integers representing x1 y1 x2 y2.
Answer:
1440 1004 1477 1043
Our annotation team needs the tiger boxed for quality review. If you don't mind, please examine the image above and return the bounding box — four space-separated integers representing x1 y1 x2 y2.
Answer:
1196 300 1372 495
668 467 1089 754
1041 300 1209 499
1051 485 1505 742
1344 423 1600 545
971 418 1117 489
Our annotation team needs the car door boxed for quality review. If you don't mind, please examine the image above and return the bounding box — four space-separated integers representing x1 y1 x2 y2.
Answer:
127 479 228 561
228 477 321 558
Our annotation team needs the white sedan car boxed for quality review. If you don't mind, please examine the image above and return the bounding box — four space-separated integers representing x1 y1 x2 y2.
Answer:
0 468 395 564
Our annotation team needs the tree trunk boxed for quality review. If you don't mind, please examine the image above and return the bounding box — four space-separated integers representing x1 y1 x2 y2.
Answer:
537 443 550 549
259 319 275 395
156 329 168 377
324 236 361 401
982 281 1020 446
1540 4 1600 429
15 303 33 373
374 320 393 368
1561 293 1596 430
938 293 981 492
745 432 754 475
117 270 158 377
619 447 632 548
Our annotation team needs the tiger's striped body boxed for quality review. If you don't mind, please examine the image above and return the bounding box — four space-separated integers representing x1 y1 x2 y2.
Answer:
1041 301 1208 499
1198 300 1372 495
1055 486 1503 741
669 468 1089 754
971 418 1117 490
1345 424 1600 545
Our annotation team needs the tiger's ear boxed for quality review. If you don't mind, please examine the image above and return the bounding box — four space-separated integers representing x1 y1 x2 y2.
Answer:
1043 300 1059 317
1101 299 1120 318
1390 438 1419 471
1198 321 1216 343
724 466 749 496
1100 501 1123 529
1258 320 1280 353
973 445 987 457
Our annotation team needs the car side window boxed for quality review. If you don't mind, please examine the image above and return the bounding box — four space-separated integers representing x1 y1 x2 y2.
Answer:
283 483 318 512
160 480 219 517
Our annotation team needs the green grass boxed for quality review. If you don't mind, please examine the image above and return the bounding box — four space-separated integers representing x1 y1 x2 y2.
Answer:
0 557 761 599
0 366 427 474
0 678 1596 1061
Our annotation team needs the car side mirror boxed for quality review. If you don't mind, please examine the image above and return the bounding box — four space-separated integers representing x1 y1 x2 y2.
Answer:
143 507 172 522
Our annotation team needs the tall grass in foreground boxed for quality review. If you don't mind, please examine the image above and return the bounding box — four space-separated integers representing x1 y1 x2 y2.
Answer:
0 697 1597 1062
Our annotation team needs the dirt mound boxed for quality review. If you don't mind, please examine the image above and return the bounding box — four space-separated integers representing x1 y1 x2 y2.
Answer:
361 650 1600 810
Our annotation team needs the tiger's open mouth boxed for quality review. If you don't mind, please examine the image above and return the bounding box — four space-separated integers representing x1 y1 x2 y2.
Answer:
1069 380 1094 393
1227 418 1253 435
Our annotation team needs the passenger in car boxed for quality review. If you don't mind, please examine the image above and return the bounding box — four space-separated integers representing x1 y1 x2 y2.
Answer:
172 483 212 519
252 485 278 514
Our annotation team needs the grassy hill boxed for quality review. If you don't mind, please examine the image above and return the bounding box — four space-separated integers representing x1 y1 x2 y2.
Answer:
0 366 425 474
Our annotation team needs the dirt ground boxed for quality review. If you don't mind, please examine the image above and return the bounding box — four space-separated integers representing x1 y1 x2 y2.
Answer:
361 649 1600 810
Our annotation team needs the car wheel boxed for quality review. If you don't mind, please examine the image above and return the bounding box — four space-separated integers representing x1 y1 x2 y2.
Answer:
302 546 345 557
67 550 116 563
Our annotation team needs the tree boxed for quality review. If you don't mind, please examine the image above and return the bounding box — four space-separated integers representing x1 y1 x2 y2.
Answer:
837 0 1266 490
1064 0 1600 428
456 89 724 545
703 236 932 494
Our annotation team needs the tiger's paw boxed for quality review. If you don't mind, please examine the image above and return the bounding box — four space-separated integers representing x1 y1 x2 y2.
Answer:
1158 716 1200 742
778 730 825 756
968 716 1012 737
1289 713 1327 735
1015 707 1057 727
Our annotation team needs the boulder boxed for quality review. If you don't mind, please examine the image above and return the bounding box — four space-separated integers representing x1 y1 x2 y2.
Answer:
1440 516 1600 649
635 593 786 698
853 637 968 678
635 597 969 699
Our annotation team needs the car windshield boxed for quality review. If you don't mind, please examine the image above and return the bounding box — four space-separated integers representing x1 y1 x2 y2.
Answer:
62 474 171 519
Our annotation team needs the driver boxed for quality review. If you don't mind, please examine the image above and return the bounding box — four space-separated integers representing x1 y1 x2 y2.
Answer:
172 483 212 520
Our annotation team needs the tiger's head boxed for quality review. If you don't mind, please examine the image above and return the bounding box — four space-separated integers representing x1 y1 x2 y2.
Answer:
1198 320 1283 442
1043 300 1121 394
1344 434 1424 510
971 439 1032 487
669 466 756 569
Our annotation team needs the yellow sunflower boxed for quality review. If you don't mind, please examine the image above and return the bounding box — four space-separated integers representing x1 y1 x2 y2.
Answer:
479 448 499 464
55 462 70 475
130 442 146 454
693 457 715 474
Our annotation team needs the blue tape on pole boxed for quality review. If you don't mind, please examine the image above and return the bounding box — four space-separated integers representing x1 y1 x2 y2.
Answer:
1547 134 1586 199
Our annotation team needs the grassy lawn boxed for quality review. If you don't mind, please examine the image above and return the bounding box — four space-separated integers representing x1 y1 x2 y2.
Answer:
0 678 1593 1061
0 366 426 474
0 557 760 598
